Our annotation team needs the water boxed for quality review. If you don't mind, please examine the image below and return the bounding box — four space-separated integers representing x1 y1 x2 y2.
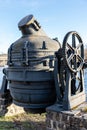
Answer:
0 67 87 93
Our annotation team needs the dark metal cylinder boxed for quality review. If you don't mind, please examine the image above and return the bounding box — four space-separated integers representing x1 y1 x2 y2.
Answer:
7 15 60 108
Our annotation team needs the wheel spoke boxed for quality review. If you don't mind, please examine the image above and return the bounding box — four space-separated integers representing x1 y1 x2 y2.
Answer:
77 54 83 62
67 43 74 52
74 55 77 70
67 53 74 64
76 42 83 49
72 34 76 48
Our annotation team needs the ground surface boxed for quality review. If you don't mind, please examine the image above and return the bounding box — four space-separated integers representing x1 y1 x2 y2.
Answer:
0 104 46 130
0 111 46 130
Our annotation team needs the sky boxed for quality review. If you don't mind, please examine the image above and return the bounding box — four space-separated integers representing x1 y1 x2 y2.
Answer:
0 0 87 53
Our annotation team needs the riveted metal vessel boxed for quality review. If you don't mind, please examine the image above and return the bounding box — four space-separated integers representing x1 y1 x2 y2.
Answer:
6 15 60 108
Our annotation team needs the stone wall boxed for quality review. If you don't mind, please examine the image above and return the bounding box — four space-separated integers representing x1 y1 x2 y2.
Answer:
46 104 87 130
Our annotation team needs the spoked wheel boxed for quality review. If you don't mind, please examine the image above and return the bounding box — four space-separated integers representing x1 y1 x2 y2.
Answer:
63 31 84 73
58 31 84 97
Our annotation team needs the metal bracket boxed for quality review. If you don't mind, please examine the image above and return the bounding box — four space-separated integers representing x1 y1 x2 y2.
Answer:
22 41 29 65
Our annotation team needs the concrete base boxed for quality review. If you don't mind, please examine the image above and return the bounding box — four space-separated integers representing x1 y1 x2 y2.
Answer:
63 92 86 110
46 102 87 130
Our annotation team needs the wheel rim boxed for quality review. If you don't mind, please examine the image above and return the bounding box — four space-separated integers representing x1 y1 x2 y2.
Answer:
63 31 84 72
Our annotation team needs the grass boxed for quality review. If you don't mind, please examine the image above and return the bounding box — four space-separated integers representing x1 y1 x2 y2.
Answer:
0 111 46 130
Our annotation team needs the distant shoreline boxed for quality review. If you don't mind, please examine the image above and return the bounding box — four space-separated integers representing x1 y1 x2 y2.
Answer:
0 54 7 67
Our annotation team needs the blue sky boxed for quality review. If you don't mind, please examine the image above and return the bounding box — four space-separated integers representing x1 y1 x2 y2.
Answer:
0 0 87 53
